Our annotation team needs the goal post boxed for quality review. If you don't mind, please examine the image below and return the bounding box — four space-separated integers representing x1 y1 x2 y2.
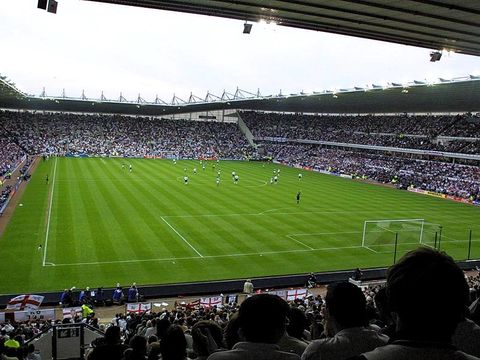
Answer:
362 219 441 252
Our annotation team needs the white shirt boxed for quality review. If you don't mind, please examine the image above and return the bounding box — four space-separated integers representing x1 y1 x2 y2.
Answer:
453 319 480 358
362 342 480 360
208 342 300 360
302 327 388 360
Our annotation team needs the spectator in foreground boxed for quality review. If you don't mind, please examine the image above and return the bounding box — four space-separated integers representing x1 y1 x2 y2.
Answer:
208 294 300 360
123 335 147 360
354 247 479 360
278 307 309 355
160 325 188 360
302 282 388 360
243 279 253 294
192 320 224 360
87 326 128 360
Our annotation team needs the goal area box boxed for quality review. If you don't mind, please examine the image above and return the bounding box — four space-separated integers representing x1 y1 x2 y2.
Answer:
362 219 441 252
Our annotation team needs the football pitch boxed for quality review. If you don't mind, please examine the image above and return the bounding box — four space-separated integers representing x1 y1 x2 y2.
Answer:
0 157 479 294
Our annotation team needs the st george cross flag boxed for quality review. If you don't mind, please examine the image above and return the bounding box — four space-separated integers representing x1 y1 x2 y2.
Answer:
200 296 223 308
7 295 44 310
126 302 152 314
186 299 201 309
286 288 308 301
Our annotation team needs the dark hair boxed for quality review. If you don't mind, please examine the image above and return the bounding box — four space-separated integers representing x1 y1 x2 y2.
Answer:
224 312 241 349
386 247 469 341
160 325 186 360
156 318 171 340
287 307 309 339
104 326 121 344
325 282 367 328
129 335 147 354
192 320 224 356
238 294 289 343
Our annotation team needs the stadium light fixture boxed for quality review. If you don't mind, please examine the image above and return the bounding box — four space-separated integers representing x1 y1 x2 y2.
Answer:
430 51 442 62
243 22 252 34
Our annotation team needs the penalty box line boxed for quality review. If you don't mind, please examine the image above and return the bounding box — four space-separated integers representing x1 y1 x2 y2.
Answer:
45 244 368 267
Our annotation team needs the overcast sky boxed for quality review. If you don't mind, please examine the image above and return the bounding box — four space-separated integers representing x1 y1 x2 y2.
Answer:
1 0 479 102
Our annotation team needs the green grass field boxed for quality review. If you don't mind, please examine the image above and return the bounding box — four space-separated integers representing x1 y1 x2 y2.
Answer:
0 157 479 294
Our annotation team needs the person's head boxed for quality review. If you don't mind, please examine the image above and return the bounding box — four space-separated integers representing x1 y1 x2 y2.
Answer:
192 320 224 356
374 287 392 324
160 325 187 360
104 326 122 344
238 294 289 343
386 247 469 342
223 312 242 349
325 282 367 333
128 335 147 354
286 306 309 339
156 318 171 340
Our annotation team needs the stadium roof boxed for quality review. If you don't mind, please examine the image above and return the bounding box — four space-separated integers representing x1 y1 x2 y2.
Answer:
88 0 480 57
1 76 479 115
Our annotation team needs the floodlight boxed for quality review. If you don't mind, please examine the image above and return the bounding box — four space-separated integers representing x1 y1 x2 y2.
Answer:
37 0 47 9
243 23 252 34
430 51 442 62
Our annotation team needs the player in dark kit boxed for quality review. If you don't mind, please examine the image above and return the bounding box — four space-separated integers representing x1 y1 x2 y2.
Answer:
296 191 301 204
45 175 49 184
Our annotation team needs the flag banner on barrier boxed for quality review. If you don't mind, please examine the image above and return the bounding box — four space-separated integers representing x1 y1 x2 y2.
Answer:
264 290 287 299
200 296 223 308
126 303 152 314
226 294 237 304
286 288 308 301
0 309 55 323
185 299 200 309
62 307 82 319
14 309 55 322
7 295 44 310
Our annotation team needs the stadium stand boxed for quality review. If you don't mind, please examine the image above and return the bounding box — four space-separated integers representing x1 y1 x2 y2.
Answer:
0 110 478 202
241 111 480 154
0 111 254 160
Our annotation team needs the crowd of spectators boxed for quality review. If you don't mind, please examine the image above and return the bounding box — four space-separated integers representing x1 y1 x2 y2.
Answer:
241 111 480 154
0 111 253 160
0 138 25 178
262 142 480 200
0 320 48 359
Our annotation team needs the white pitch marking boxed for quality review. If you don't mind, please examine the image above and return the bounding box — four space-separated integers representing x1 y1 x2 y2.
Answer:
160 216 204 258
42 157 58 267
46 245 369 267
285 235 314 250
163 209 426 219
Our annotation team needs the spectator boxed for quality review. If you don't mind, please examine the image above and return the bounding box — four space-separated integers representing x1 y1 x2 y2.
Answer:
128 284 138 303
26 344 41 360
302 282 388 360
123 335 147 360
356 247 477 359
87 326 128 360
243 279 254 294
208 294 300 360
306 273 317 289
113 286 124 305
192 320 224 360
160 325 188 360
453 317 480 358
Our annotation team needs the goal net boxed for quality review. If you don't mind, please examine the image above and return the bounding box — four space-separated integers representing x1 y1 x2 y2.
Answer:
158 151 179 159
362 219 441 252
